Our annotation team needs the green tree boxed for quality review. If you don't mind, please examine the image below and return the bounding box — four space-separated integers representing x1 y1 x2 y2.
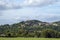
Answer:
41 29 59 38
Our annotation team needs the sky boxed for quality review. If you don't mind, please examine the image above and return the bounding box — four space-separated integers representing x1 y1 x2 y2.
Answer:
0 0 60 24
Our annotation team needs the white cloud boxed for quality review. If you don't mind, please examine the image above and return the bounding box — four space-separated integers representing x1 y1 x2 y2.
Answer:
0 0 59 10
21 0 58 7
0 0 21 10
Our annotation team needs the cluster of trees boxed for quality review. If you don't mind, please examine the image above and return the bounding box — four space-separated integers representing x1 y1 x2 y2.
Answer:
0 29 60 38
0 20 60 38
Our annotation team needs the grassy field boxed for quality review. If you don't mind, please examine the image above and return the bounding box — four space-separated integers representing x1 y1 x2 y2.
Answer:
0 37 60 40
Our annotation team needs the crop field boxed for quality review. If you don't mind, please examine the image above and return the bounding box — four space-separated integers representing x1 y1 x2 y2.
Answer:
0 37 60 40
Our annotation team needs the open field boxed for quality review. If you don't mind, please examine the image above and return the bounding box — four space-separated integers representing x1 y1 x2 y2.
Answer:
0 37 60 40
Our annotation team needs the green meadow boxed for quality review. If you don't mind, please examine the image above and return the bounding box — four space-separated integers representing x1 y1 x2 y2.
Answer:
0 38 60 40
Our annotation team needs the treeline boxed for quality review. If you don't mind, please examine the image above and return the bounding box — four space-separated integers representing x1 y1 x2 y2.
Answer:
1 29 60 38
0 20 60 38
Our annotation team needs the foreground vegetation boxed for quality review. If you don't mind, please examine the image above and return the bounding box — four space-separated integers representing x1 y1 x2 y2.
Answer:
0 20 60 38
0 37 60 40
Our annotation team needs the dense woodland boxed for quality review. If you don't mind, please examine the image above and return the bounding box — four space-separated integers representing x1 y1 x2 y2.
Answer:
0 20 60 38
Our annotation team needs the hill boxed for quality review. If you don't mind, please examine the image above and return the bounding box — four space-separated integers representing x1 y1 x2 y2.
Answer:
0 20 60 37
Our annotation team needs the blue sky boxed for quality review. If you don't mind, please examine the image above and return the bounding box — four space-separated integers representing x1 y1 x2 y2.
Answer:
0 0 60 24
